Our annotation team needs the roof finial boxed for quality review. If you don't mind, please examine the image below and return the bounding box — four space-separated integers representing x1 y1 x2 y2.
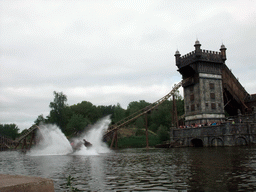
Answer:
194 38 202 57
220 43 226 49
220 42 227 62
195 38 200 45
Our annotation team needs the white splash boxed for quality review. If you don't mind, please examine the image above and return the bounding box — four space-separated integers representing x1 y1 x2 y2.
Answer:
28 124 73 156
72 115 112 155
27 116 112 156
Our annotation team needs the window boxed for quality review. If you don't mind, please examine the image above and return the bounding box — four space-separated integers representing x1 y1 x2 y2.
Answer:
186 106 189 110
210 93 215 99
205 103 208 107
211 103 216 109
210 83 215 90
190 94 194 101
197 104 200 109
191 104 195 111
189 86 194 92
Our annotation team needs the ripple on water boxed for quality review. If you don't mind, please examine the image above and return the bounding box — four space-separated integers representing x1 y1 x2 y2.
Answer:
2 147 256 191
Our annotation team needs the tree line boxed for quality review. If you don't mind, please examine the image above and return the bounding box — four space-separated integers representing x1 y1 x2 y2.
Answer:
0 124 19 140
1 91 184 141
35 91 184 138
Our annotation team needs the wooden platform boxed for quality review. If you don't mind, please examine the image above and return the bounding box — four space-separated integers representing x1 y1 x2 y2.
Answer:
0 174 54 192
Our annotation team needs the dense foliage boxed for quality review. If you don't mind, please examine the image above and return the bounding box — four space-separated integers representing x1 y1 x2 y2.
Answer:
116 135 160 148
0 124 19 140
33 91 184 139
1 91 184 145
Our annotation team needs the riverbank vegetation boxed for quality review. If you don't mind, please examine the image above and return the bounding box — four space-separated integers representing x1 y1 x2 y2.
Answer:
0 124 19 140
2 91 184 147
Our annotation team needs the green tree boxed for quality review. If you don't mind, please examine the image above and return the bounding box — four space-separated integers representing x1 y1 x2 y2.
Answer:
176 98 184 117
135 117 144 128
97 105 115 117
48 91 68 131
149 123 158 133
126 100 150 116
66 114 90 136
34 114 46 125
157 125 169 142
151 100 172 129
0 124 20 140
172 88 184 117
70 101 100 123
112 103 126 123
124 100 151 130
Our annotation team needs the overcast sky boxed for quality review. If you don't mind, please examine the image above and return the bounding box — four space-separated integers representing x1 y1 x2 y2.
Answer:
1 0 255 131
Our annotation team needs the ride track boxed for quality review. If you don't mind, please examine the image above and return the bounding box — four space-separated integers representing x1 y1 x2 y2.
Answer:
1 80 183 151
15 125 39 143
104 80 184 138
0 125 39 151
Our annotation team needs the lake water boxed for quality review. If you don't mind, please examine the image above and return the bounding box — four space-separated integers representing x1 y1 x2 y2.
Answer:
1 146 256 191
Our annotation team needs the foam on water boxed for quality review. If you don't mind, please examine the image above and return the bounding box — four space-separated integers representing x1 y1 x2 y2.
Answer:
72 115 112 155
28 116 112 156
27 124 73 156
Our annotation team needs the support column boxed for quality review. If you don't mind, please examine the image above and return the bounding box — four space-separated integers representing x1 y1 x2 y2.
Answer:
15 141 20 149
170 126 174 143
110 130 116 149
115 130 118 149
29 131 35 149
22 138 27 151
110 129 118 149
145 113 149 148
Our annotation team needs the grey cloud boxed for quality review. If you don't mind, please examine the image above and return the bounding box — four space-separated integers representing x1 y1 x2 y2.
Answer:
1 0 255 131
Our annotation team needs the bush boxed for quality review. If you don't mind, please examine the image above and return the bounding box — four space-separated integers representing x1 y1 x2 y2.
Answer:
116 135 160 148
149 123 158 133
135 128 145 136
157 125 169 142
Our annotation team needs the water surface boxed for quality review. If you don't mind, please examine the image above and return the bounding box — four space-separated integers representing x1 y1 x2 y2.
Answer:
1 147 256 191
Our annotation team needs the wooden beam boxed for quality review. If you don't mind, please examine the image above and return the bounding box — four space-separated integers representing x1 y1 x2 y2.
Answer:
145 113 149 148
110 130 117 149
22 138 26 151
115 130 118 149
29 131 35 149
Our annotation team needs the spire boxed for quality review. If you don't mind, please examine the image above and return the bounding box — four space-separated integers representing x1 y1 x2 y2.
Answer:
195 39 200 45
194 39 202 57
220 44 226 49
174 49 181 67
220 43 227 62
